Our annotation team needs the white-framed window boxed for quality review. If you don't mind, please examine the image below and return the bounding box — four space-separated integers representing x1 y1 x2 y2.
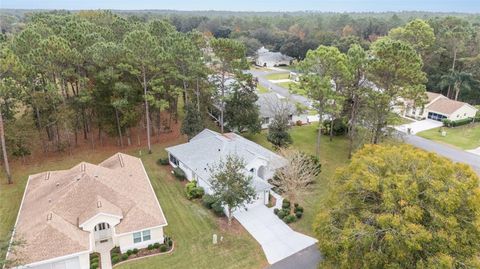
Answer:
133 232 142 243
133 229 151 244
143 230 151 241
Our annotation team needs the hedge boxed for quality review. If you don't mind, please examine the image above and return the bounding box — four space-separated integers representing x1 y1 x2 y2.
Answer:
442 117 479 127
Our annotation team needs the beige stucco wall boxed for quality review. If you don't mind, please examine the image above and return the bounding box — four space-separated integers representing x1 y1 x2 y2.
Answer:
16 252 90 269
116 226 164 253
447 105 478 120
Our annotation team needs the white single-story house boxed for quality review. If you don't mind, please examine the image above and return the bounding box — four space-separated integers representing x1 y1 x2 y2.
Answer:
6 153 167 269
256 92 310 129
256 47 293 67
402 91 478 121
165 129 287 210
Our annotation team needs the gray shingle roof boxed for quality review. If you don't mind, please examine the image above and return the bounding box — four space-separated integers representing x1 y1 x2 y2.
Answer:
165 129 286 191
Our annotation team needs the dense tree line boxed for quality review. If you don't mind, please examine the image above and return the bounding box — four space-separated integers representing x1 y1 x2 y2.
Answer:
0 11 260 182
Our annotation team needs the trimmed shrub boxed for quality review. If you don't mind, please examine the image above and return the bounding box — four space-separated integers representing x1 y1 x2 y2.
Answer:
147 244 154 250
173 167 186 180
160 244 168 252
167 238 173 247
277 209 287 219
111 256 120 264
212 200 225 216
157 158 169 166
90 257 99 264
282 199 291 210
294 203 299 208
283 215 297 223
185 181 205 199
126 249 133 256
273 208 280 215
153 242 161 249
132 248 139 254
296 120 303 126
295 211 303 219
294 206 304 213
121 253 129 261
202 194 217 209
442 117 474 127
90 262 98 269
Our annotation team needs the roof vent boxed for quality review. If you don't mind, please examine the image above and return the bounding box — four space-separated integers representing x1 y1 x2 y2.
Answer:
81 163 86 172
218 149 221 151
44 172 51 181
46 213 52 221
56 183 60 187
48 199 52 203
97 201 102 208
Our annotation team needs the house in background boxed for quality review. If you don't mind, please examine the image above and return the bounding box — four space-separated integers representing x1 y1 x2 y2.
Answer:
255 47 293 67
165 129 287 209
402 91 478 121
7 153 167 269
256 92 310 129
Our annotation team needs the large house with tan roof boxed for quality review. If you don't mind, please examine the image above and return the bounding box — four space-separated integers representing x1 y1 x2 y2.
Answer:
402 91 478 121
6 153 167 269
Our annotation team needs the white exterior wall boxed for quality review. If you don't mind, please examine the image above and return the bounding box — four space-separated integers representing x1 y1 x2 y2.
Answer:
80 214 121 232
179 162 193 181
14 252 90 269
447 105 478 120
117 226 164 253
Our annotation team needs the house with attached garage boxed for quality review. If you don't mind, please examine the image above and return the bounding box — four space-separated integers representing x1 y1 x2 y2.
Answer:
6 153 167 269
165 129 287 209
256 92 311 129
402 91 478 121
255 47 293 67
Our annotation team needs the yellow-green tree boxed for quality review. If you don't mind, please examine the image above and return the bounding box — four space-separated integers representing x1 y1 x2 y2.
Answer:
314 144 480 269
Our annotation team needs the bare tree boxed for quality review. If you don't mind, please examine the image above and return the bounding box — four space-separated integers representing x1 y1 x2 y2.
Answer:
270 149 320 207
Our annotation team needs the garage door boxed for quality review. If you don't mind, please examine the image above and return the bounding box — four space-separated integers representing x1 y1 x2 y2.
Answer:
29 257 80 269
428 112 447 121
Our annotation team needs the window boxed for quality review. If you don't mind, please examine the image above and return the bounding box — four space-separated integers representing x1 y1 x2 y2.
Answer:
133 232 142 244
169 154 179 166
142 230 151 241
94 223 110 231
133 230 151 244
262 117 270 125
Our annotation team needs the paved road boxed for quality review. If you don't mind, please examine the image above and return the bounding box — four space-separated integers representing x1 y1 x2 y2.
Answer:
267 245 322 269
248 69 312 108
400 133 480 174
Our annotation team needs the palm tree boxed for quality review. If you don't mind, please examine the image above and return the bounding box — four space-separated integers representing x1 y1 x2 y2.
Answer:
440 71 474 101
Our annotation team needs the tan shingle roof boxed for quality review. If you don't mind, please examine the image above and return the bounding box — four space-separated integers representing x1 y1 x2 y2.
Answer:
426 91 445 103
9 153 167 265
427 98 470 115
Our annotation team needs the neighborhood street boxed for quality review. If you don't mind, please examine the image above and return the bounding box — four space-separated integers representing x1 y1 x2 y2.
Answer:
248 69 312 108
400 133 480 174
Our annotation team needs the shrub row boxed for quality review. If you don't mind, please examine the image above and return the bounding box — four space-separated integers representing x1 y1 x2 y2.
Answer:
185 181 205 199
202 194 224 216
442 117 480 127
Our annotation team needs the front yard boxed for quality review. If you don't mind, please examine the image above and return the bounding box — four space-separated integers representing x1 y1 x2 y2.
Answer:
265 72 290 80
243 124 350 235
417 123 480 150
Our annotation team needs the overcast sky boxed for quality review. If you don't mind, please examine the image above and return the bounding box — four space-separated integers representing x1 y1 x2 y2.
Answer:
1 0 479 13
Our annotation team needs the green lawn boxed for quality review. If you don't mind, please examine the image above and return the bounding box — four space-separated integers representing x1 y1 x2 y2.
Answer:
243 125 350 235
417 123 480 150
256 84 270 94
275 81 306 97
265 73 290 80
0 140 266 269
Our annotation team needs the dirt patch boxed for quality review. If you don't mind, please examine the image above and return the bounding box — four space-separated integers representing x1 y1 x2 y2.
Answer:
216 217 245 235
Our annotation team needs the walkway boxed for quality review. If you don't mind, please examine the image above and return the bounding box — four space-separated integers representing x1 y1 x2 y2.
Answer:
96 239 113 269
233 205 318 264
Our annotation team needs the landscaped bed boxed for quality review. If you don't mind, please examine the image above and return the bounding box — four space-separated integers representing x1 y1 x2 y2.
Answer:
417 123 480 150
111 238 173 266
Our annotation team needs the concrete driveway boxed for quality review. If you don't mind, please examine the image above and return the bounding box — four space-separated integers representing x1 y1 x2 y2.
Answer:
234 205 318 264
396 119 443 134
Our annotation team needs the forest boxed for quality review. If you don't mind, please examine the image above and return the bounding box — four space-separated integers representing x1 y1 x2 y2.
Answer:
0 9 479 179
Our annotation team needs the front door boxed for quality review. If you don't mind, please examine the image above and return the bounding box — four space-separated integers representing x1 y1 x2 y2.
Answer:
94 222 111 241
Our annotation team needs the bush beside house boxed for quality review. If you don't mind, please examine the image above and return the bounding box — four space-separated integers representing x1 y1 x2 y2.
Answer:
110 236 173 265
273 199 303 223
185 181 205 199
442 116 480 127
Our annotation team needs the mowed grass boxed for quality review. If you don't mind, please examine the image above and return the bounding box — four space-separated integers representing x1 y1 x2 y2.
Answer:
417 123 480 150
256 84 270 94
243 124 350 235
0 139 266 269
265 72 290 80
